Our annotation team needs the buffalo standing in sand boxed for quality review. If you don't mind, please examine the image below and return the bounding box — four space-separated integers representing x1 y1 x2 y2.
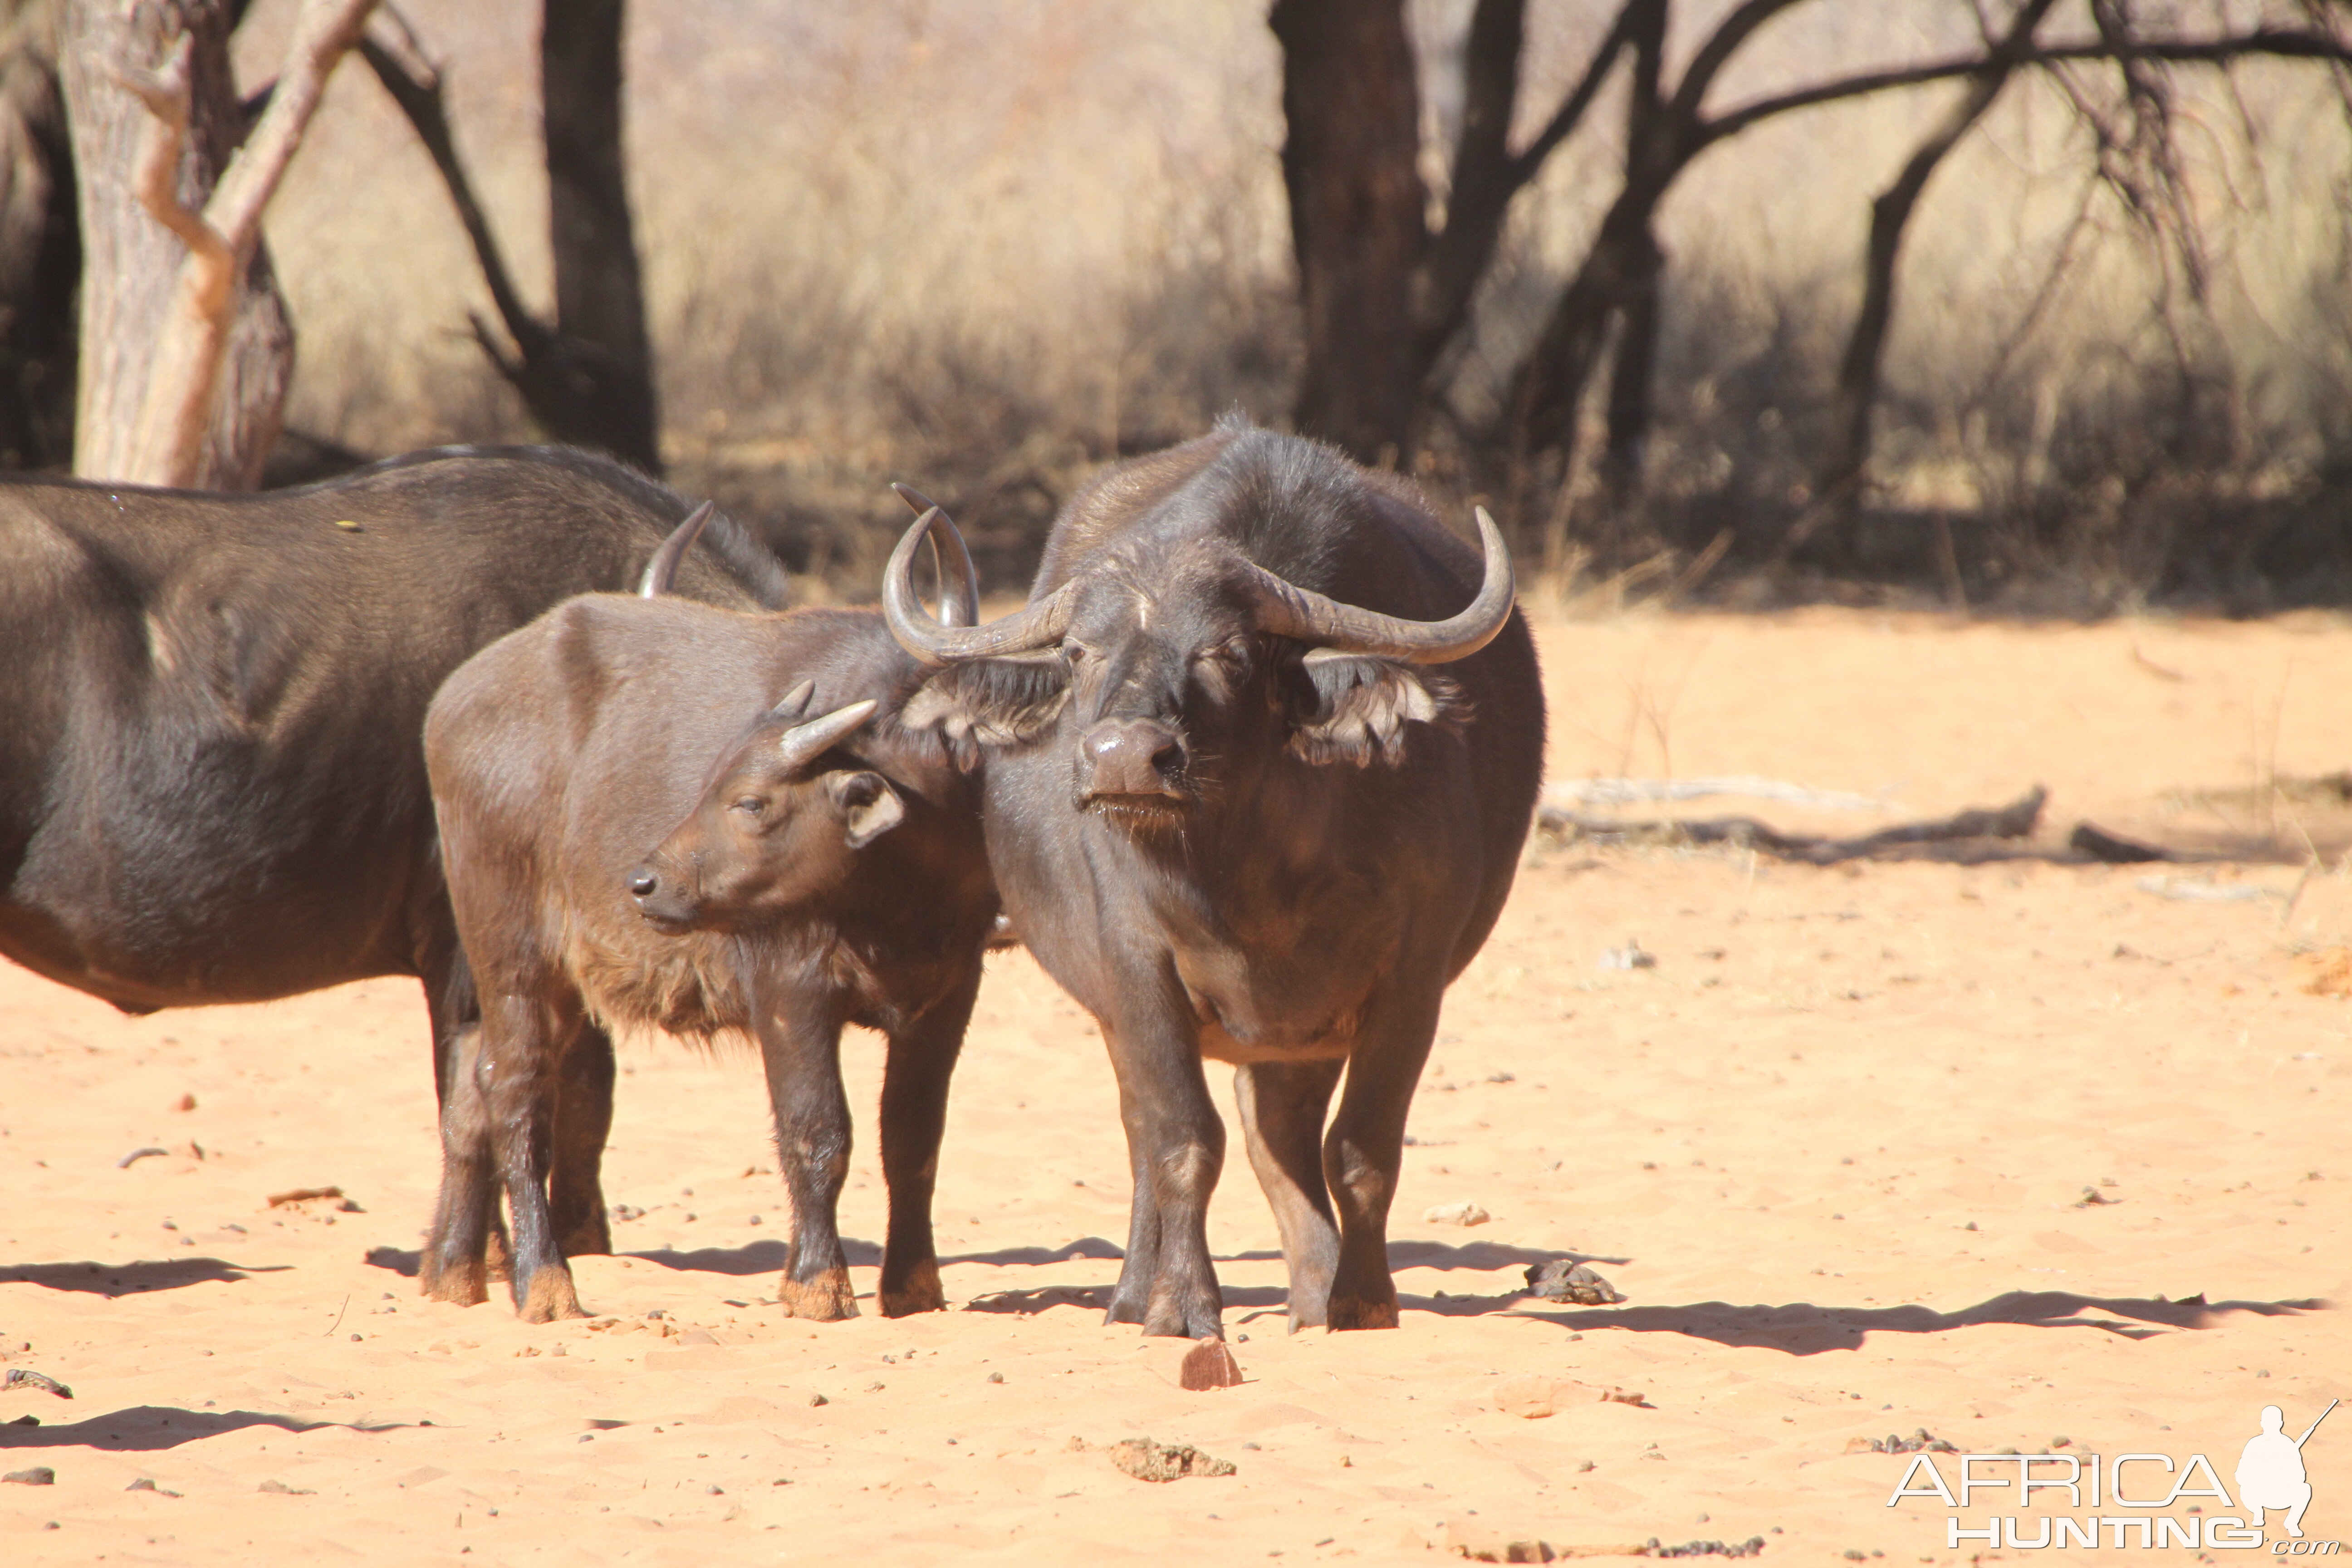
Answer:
880 425 1544 1336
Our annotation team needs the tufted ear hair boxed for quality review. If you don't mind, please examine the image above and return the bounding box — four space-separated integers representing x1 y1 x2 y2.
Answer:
899 655 1071 770
823 769 906 848
1285 653 1467 768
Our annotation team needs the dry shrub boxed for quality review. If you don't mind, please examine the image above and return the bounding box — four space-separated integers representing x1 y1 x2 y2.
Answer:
249 0 2352 606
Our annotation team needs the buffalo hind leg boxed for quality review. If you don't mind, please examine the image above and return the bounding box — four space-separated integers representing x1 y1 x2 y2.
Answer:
1321 988 1443 1331
875 968 978 1316
481 994 589 1323
1234 1058 1344 1331
420 1022 498 1306
758 1008 859 1321
549 1023 617 1257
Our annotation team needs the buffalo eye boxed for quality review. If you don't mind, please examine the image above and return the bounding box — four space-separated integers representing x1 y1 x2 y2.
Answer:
730 794 767 817
1202 635 1251 667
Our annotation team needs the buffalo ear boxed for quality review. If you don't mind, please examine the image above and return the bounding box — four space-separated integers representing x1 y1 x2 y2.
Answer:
1286 654 1466 768
899 656 1071 765
823 769 906 848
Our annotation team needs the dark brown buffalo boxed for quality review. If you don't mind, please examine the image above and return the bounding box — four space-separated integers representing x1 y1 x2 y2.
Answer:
881 424 1544 1337
420 554 996 1322
0 445 786 1247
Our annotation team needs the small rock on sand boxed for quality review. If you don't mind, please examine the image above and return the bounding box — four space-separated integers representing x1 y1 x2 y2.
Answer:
4 1467 56 1485
1524 1259 1625 1305
1107 1438 1236 1482
1424 1201 1491 1227
1177 1337 1244 1391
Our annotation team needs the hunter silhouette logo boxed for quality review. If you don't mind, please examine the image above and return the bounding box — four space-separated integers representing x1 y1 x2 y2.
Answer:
1884 1398 2341 1550
2241 1400 2335 1540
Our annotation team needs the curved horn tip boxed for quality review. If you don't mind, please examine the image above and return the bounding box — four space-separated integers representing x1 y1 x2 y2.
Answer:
638 500 717 598
772 679 817 717
891 481 936 515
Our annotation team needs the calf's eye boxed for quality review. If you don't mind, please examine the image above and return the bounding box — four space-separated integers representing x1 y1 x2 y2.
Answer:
731 796 766 816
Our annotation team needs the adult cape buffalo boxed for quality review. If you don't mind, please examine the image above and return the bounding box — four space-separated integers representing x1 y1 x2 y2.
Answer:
882 424 1544 1336
0 446 788 1243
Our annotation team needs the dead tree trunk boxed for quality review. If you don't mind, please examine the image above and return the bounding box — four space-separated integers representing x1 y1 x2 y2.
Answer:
59 0 292 489
537 0 655 473
1269 0 1424 465
0 0 79 470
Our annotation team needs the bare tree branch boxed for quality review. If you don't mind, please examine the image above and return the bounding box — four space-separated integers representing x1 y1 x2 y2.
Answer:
1503 0 1636 185
355 14 549 371
1696 27 2352 151
123 0 377 486
1662 0 1809 130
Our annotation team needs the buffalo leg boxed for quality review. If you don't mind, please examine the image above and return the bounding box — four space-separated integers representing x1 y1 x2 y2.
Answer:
419 932 511 1285
1102 1011 1226 1339
875 968 978 1317
1102 1039 1163 1327
419 1022 499 1306
1234 1057 1344 1332
548 1023 617 1257
1321 989 1444 1331
480 992 589 1323
756 1008 859 1321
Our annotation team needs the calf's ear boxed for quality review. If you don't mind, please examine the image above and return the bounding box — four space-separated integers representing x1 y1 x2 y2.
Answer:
900 656 1070 763
823 769 906 848
1285 653 1466 768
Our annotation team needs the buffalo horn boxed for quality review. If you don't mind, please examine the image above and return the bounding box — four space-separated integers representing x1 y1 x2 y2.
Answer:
1239 505 1514 665
638 501 717 598
769 679 817 719
890 483 979 629
777 698 879 774
882 509 1074 665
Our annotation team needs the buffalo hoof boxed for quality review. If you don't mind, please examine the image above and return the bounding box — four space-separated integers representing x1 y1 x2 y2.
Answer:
878 1259 945 1318
483 1226 515 1284
1141 1284 1225 1340
777 1269 859 1322
516 1267 588 1324
419 1259 490 1308
557 1216 613 1259
1323 1293 1400 1332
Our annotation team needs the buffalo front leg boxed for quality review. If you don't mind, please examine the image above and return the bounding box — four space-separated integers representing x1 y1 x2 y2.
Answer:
480 995 590 1323
757 1008 858 1321
1101 1007 1226 1339
1101 1038 1163 1328
875 968 979 1317
1321 988 1444 1331
1234 1057 1344 1331
548 1023 617 1258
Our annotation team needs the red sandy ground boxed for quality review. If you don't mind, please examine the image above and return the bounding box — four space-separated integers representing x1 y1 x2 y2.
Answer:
2 607 2348 1564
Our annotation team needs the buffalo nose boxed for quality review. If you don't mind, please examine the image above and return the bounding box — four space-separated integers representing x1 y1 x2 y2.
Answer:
1083 718 1186 797
628 871 658 898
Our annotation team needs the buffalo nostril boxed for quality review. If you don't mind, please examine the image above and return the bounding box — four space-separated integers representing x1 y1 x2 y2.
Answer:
628 872 658 898
1149 735 1185 775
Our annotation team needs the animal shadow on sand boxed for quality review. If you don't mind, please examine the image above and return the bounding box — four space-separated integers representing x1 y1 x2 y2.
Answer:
0 1406 412 1452
1498 1289 2326 1353
0 1258 286 1296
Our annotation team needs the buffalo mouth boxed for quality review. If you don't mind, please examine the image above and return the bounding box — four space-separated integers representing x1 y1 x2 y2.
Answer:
632 897 701 935
1079 789 1193 826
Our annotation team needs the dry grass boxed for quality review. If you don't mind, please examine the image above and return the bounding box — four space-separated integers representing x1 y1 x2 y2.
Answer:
245 0 2352 606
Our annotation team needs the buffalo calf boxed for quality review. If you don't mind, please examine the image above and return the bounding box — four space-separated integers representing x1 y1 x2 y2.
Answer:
422 571 996 1323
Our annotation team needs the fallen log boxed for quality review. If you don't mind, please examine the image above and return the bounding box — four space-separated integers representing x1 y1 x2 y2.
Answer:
1539 786 2047 864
